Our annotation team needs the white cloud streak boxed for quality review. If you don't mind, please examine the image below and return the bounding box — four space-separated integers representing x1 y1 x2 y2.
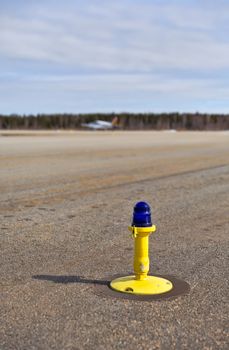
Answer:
1 73 228 103
1 0 229 71
0 0 228 113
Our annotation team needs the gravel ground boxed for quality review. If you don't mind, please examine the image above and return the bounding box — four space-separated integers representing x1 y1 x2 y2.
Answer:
0 131 229 350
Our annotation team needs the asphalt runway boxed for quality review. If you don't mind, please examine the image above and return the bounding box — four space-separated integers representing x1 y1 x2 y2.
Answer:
1 131 229 349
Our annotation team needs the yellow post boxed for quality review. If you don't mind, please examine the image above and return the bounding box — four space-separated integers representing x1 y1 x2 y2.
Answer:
132 225 156 280
110 202 173 295
134 234 149 280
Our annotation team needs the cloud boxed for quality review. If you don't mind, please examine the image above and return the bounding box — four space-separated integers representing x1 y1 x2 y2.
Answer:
1 0 229 71
1 72 228 113
0 0 229 113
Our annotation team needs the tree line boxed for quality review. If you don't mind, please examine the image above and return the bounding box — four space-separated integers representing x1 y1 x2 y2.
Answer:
0 113 228 130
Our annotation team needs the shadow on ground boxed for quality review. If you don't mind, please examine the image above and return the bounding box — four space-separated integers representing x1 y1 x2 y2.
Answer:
33 275 109 285
33 274 190 302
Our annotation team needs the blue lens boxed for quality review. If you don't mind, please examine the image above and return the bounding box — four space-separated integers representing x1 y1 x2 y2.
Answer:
132 201 152 227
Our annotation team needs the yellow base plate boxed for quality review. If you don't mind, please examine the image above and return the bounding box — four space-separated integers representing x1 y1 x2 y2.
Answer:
110 275 173 295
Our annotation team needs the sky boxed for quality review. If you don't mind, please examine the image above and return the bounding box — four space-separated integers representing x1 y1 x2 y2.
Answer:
0 0 229 114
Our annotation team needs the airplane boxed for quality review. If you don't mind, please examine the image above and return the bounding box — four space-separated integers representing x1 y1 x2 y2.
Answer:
81 116 119 130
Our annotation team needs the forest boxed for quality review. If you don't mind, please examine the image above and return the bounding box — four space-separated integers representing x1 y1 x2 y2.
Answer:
0 113 228 130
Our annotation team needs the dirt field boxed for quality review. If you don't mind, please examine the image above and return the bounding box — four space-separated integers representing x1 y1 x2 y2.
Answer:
1 131 229 349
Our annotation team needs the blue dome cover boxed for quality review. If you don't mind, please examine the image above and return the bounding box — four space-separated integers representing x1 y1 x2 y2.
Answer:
132 201 152 227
